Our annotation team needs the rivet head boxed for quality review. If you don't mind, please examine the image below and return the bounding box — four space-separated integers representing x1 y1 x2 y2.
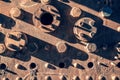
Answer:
70 7 82 17
10 8 21 18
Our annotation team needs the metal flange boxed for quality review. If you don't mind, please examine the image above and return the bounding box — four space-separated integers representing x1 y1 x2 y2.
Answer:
5 31 27 52
33 5 61 32
73 17 97 42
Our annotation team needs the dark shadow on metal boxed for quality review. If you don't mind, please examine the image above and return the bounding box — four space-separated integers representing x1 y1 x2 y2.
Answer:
0 14 16 29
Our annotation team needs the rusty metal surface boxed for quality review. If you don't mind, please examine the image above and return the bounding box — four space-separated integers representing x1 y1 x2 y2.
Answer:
0 0 120 80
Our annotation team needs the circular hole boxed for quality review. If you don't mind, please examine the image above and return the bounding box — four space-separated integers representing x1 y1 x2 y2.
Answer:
115 77 120 80
117 62 120 68
40 12 53 25
101 76 106 80
29 63 36 69
87 62 94 68
59 62 65 68
0 63 6 70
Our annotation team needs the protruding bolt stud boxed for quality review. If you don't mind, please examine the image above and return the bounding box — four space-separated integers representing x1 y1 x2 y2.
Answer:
100 6 112 17
73 76 80 80
44 63 49 68
111 75 120 80
0 44 6 54
56 41 67 53
10 7 21 18
98 76 106 80
41 0 51 4
73 63 77 68
16 77 22 80
86 43 97 53
70 7 82 17
15 64 20 69
15 64 23 69
117 26 120 32
2 78 9 80
110 62 116 66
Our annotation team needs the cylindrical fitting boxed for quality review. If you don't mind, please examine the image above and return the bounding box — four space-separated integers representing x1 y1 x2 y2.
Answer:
72 76 80 80
10 7 21 18
70 7 82 17
86 43 97 53
117 26 120 32
16 77 22 80
56 41 67 53
15 64 21 69
2 78 9 80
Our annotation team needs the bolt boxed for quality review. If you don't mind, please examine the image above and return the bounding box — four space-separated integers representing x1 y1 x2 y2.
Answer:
15 64 21 69
86 43 97 53
2 78 9 80
117 26 120 32
10 7 21 18
16 77 22 80
80 41 97 52
110 62 116 66
44 63 49 68
0 44 5 54
73 76 80 80
45 76 52 80
73 63 77 67
114 56 119 60
70 7 82 17
86 76 93 80
41 0 51 4
56 41 67 53
111 75 119 80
